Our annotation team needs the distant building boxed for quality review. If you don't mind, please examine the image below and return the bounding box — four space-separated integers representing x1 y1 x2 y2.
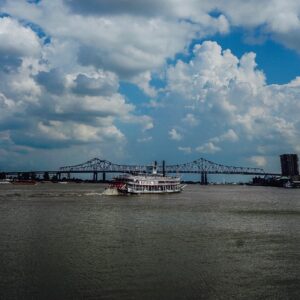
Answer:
280 154 299 176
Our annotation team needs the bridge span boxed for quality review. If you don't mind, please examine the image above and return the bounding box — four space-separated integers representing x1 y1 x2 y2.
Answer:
59 157 271 175
2 157 280 183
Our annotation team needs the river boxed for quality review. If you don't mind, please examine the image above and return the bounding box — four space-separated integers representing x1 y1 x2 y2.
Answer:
0 183 299 299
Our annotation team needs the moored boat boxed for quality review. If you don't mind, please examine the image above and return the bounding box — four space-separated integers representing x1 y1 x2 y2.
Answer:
0 179 11 184
12 180 38 185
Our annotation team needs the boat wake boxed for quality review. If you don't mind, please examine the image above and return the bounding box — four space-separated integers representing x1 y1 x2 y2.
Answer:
101 188 124 196
85 192 104 196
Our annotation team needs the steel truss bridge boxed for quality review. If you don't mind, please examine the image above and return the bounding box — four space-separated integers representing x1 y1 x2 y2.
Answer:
3 157 280 182
59 157 267 175
57 157 279 182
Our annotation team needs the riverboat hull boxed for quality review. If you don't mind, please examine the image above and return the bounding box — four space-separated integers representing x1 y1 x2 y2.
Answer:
126 185 185 194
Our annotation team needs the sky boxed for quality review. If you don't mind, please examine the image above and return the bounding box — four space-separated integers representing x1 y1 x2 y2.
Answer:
1 0 300 173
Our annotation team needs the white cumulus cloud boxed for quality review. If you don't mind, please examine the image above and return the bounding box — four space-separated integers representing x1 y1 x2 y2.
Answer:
178 146 192 154
1 0 300 169
250 156 267 167
169 128 182 141
196 142 221 154
165 40 300 167
182 113 199 127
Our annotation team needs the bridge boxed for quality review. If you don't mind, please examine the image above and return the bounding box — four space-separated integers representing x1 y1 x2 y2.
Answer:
58 157 275 183
2 157 280 183
59 157 268 175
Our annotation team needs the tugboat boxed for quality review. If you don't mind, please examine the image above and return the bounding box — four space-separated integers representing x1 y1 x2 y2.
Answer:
103 162 185 195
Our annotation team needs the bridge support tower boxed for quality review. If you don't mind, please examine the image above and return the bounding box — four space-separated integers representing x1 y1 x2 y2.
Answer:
201 171 208 185
93 171 98 182
205 172 208 185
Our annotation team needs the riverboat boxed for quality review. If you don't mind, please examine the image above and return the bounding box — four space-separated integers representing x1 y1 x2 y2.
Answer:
103 163 185 195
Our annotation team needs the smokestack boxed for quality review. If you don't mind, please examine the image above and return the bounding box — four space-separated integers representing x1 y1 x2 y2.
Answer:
152 161 157 174
162 160 165 177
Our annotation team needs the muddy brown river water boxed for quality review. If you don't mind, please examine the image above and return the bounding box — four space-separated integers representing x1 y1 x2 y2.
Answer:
0 184 299 299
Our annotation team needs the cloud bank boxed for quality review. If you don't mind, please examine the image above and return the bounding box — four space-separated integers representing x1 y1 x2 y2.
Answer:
163 41 300 168
0 0 300 170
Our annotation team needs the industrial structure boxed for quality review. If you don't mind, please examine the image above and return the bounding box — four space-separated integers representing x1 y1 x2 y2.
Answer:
280 154 299 177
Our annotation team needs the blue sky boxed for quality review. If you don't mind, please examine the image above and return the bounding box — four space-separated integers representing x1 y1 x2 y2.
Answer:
213 29 300 85
1 0 300 173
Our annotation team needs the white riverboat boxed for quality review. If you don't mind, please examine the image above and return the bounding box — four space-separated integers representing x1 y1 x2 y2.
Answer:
104 163 185 195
